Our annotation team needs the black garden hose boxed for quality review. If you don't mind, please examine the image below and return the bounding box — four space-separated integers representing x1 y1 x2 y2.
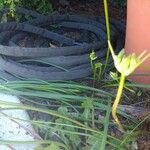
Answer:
0 7 125 81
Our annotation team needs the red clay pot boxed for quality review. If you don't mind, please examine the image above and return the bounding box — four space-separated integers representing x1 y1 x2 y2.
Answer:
125 0 150 84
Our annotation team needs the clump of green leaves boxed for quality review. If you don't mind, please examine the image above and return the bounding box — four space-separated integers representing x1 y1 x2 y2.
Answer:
0 79 147 149
18 0 53 15
0 0 53 16
0 0 20 16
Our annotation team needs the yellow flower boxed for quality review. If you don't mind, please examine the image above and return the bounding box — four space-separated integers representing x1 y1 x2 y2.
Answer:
108 41 150 76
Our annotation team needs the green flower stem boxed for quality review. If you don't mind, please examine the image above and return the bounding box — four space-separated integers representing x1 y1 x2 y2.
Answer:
112 74 125 131
101 0 111 78
103 0 111 40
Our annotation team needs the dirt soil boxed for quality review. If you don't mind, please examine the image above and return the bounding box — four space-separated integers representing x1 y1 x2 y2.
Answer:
52 0 126 21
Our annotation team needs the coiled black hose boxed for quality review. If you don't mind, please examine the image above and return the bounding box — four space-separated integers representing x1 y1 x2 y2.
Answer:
0 7 125 81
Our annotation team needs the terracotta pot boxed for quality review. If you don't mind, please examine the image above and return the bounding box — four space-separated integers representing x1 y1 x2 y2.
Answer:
125 0 150 84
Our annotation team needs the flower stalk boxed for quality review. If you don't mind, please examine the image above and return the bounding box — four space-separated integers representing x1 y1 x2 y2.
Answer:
101 0 111 79
108 40 150 131
112 74 125 131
